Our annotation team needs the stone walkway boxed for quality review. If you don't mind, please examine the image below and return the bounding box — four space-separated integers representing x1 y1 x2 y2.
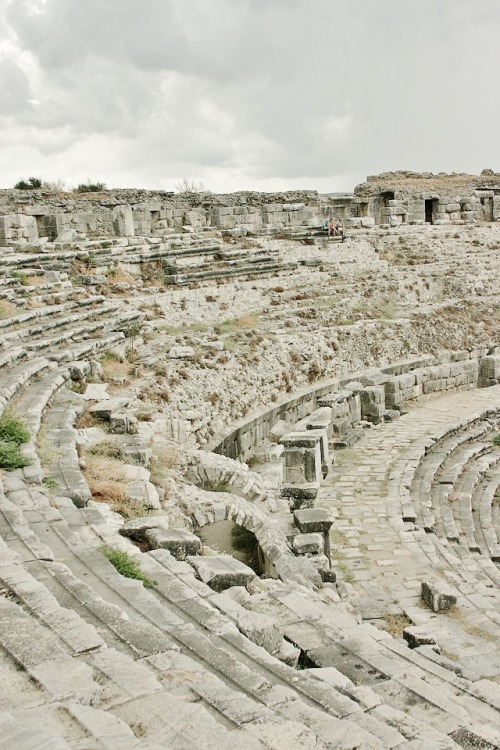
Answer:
319 385 500 679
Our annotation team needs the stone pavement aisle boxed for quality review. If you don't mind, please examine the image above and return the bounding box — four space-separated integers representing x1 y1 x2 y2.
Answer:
319 385 500 679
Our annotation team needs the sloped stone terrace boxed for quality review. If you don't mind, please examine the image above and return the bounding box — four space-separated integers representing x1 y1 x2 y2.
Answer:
0 220 500 748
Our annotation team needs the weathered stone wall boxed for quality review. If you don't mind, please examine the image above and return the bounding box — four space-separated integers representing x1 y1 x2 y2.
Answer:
353 170 500 226
0 188 332 242
2 171 500 242
208 347 499 460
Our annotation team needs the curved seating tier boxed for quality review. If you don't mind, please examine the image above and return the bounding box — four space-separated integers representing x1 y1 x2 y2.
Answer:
1 236 500 746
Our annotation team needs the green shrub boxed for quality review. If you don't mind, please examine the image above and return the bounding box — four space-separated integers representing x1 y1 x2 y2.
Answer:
101 546 154 588
14 177 42 190
0 413 31 471
75 181 106 193
0 412 30 445
12 272 27 285
0 441 30 470
493 434 500 447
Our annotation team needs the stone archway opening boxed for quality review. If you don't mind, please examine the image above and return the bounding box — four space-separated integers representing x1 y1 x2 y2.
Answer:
425 199 437 224
198 520 265 576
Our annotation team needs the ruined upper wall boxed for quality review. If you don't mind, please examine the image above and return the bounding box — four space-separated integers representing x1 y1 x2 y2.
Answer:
0 187 357 243
354 169 500 198
0 188 322 215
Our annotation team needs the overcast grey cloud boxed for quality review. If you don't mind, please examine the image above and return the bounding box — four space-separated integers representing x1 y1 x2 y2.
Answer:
1 0 499 192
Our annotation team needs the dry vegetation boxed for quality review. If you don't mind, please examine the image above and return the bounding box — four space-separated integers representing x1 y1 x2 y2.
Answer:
0 300 16 319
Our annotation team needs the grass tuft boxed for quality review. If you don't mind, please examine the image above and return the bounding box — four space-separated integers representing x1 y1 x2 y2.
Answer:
101 546 154 588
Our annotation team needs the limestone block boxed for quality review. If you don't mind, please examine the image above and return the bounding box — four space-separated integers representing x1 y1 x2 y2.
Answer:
89 360 104 381
361 217 375 228
273 554 322 589
330 417 351 437
110 411 136 434
330 400 350 420
423 378 446 394
112 205 135 236
346 217 362 228
360 386 385 423
403 626 437 649
55 229 78 242
88 397 129 420
44 270 61 283
167 346 194 359
347 393 361 424
269 420 292 442
293 508 335 533
126 480 161 510
235 610 283 655
69 361 91 381
120 515 170 542
306 553 331 571
83 383 109 401
187 555 256 592
277 638 300 667
421 581 456 612
292 533 324 555
146 528 201 559
479 354 500 386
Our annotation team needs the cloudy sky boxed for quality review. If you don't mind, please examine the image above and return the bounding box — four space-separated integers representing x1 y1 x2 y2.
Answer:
1 0 499 193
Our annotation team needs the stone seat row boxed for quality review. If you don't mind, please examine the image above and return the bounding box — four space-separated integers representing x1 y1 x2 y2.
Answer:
3 466 500 749
2 384 500 746
402 414 500 561
0 232 309 289
409 419 495 531
0 475 421 749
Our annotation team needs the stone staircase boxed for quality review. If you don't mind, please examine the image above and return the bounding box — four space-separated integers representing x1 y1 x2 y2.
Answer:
3 463 500 749
1 232 500 746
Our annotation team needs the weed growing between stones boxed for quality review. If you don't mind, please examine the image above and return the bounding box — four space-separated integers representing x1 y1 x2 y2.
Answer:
335 561 355 584
37 427 64 466
382 612 413 638
88 439 124 460
493 434 500 447
0 301 16 320
101 547 154 588
0 412 31 471
42 475 59 491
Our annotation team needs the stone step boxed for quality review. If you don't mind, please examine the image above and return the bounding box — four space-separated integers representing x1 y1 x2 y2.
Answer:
170 260 298 285
42 393 92 507
0 346 26 370
0 485 55 563
0 295 106 334
0 597 100 704
0 555 104 656
21 310 139 355
450 452 500 552
7 368 70 468
6 500 419 745
48 331 126 363
413 440 493 533
0 356 50 417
